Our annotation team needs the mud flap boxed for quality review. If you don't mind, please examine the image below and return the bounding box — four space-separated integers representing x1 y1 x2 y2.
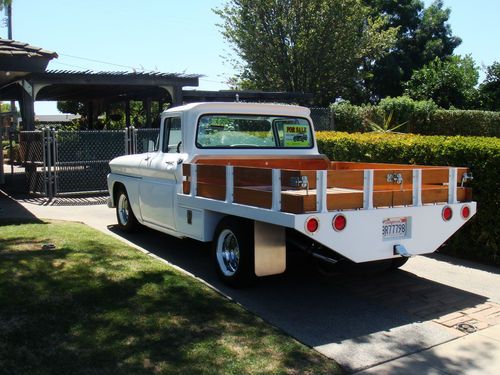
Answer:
254 221 286 277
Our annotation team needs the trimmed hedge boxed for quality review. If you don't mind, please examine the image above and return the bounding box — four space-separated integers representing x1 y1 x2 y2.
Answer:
330 98 500 137
316 131 500 266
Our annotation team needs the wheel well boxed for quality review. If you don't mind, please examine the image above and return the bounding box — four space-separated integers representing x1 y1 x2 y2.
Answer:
113 182 126 206
214 215 251 233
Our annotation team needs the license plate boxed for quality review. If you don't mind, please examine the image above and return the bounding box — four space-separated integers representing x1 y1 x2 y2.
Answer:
382 217 409 240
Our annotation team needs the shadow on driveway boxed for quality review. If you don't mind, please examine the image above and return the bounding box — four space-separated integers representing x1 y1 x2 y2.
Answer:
0 190 43 223
107 224 488 350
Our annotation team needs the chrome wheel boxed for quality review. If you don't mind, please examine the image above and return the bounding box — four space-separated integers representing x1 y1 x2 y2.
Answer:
216 229 240 276
117 193 130 226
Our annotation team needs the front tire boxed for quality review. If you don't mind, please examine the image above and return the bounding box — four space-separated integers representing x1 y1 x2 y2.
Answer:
212 217 255 288
115 188 138 232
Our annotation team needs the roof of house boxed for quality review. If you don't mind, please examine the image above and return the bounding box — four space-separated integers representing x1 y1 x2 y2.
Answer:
0 39 58 59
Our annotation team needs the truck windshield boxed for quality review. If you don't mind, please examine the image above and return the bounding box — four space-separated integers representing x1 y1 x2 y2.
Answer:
196 114 313 149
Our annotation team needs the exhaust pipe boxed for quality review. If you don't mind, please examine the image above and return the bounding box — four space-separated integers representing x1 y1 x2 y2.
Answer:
311 252 338 265
394 244 412 258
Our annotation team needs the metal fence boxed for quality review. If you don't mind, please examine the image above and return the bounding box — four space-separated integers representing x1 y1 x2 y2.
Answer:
16 127 160 198
55 130 127 194
310 107 334 131
18 130 47 195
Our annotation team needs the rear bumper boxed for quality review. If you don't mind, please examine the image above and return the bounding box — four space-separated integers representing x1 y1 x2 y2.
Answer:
294 202 476 263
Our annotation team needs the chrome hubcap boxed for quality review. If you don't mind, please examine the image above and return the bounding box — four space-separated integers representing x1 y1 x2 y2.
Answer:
118 194 129 225
216 229 240 276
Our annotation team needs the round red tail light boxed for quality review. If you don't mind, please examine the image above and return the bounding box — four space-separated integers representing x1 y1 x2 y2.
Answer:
461 205 471 219
332 214 347 231
306 217 319 233
442 206 453 221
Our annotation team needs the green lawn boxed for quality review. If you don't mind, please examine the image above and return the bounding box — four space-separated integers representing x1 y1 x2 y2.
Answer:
0 220 342 375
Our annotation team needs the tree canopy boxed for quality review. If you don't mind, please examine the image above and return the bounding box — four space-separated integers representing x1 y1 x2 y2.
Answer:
479 62 500 111
216 0 398 106
362 0 461 101
405 55 479 109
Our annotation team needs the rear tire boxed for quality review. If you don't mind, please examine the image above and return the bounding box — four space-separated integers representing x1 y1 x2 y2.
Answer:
115 188 138 232
212 217 255 288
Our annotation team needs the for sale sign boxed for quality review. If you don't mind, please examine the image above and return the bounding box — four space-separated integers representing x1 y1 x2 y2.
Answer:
284 124 309 147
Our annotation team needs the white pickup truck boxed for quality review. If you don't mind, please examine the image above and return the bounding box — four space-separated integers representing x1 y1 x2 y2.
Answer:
107 102 476 287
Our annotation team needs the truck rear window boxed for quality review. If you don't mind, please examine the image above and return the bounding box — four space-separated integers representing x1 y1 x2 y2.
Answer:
196 114 313 149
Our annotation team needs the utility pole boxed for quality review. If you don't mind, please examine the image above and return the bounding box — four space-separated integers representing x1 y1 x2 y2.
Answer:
5 3 16 123
6 2 11 39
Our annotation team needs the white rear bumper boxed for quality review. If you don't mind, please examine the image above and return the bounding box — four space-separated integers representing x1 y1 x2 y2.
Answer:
294 202 477 263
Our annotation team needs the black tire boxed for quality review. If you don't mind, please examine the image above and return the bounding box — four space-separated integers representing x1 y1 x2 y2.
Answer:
391 257 409 270
212 217 255 288
115 187 138 232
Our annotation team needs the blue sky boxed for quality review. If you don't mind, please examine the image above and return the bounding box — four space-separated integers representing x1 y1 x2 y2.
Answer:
2 0 499 114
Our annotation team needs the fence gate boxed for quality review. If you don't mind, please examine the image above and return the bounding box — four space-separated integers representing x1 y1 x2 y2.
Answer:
17 127 160 198
18 130 47 195
54 130 127 194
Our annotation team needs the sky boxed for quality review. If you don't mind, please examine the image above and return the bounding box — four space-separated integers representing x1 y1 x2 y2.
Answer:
2 0 499 115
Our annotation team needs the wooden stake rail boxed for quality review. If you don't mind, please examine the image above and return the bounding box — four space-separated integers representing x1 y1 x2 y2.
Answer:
182 158 472 214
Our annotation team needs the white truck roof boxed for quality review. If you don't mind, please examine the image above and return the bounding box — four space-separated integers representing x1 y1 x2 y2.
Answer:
163 102 311 117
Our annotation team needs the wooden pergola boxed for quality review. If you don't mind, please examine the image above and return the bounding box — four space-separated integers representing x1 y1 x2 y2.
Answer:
0 69 200 130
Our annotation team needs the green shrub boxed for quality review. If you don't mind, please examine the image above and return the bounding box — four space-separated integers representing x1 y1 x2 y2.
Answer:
316 131 500 266
330 102 368 132
378 96 438 133
424 110 500 137
329 97 500 137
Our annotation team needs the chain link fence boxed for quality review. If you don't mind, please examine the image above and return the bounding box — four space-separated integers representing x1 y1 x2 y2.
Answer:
14 127 160 198
55 130 128 194
18 131 47 195
135 128 160 154
310 107 334 131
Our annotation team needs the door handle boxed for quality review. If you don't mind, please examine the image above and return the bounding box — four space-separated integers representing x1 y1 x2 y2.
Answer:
165 159 183 166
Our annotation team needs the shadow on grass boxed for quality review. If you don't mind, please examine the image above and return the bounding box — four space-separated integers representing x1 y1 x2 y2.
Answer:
0 223 340 375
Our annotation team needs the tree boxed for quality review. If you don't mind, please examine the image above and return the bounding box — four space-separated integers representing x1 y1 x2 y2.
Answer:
404 55 479 109
362 0 461 101
57 101 87 116
479 62 500 111
216 0 398 106
0 102 17 112
0 0 12 10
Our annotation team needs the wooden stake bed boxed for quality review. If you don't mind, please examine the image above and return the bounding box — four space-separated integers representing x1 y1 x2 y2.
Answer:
182 156 472 214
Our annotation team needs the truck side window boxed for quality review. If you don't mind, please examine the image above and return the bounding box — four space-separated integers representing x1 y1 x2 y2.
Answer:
163 117 182 153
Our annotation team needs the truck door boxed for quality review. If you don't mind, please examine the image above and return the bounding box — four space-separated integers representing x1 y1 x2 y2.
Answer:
139 116 183 229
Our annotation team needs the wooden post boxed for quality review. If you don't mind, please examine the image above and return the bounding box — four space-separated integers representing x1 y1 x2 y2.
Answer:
125 100 131 128
171 86 183 107
20 85 35 131
87 101 94 130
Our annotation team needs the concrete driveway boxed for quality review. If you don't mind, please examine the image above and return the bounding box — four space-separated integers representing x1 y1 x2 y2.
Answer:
2 194 499 373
